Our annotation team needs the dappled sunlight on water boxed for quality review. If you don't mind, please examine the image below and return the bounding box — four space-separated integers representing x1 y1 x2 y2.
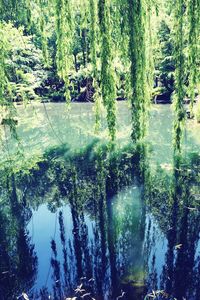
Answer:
1 103 200 169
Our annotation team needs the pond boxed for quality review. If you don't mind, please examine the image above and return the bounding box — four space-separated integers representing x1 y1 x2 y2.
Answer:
0 103 200 300
1 102 200 165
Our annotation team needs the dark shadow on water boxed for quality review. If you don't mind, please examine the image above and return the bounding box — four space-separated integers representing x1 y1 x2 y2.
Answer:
0 142 200 299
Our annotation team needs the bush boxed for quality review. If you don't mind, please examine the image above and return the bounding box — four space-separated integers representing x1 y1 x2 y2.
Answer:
2 23 47 103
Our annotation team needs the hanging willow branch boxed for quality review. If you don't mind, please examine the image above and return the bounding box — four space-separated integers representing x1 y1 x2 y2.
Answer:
145 1 154 99
127 0 148 142
38 0 49 66
98 0 116 141
0 25 17 140
187 0 199 113
80 0 89 67
0 27 7 107
55 0 73 104
89 0 101 133
173 0 185 153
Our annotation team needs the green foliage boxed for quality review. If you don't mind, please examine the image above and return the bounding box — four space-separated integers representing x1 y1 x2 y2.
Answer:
0 23 17 139
98 0 116 141
173 0 186 153
55 0 73 104
157 20 175 94
187 0 199 113
38 0 49 66
1 24 45 103
0 24 8 106
126 0 148 142
0 0 32 28
89 0 102 133
145 3 154 98
0 0 199 150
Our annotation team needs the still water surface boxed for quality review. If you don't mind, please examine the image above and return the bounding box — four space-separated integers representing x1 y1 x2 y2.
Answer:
0 103 200 300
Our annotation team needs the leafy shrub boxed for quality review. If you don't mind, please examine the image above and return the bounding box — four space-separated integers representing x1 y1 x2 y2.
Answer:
2 23 47 103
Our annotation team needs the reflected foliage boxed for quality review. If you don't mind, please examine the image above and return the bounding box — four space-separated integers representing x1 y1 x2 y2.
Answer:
0 174 37 299
0 143 200 299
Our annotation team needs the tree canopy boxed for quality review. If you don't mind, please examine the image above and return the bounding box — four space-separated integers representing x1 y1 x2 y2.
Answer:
0 0 199 149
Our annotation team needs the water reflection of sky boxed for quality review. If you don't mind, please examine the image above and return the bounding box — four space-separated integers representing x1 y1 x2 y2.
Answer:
26 184 173 298
1 102 200 299
29 204 96 293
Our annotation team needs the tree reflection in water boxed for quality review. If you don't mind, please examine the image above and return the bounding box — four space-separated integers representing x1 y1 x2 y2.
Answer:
0 142 200 299
0 174 38 299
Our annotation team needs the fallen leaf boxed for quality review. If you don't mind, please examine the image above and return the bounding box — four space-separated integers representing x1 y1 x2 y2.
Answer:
175 244 182 250
22 293 29 300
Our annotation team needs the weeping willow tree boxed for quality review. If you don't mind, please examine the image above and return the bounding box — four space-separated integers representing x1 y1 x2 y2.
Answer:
89 0 102 133
38 0 49 66
145 1 155 99
173 0 185 153
187 0 199 113
1 0 199 148
126 0 148 142
114 0 131 107
0 27 7 107
54 0 73 104
0 25 17 140
0 0 32 143
79 0 89 67
98 0 116 141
